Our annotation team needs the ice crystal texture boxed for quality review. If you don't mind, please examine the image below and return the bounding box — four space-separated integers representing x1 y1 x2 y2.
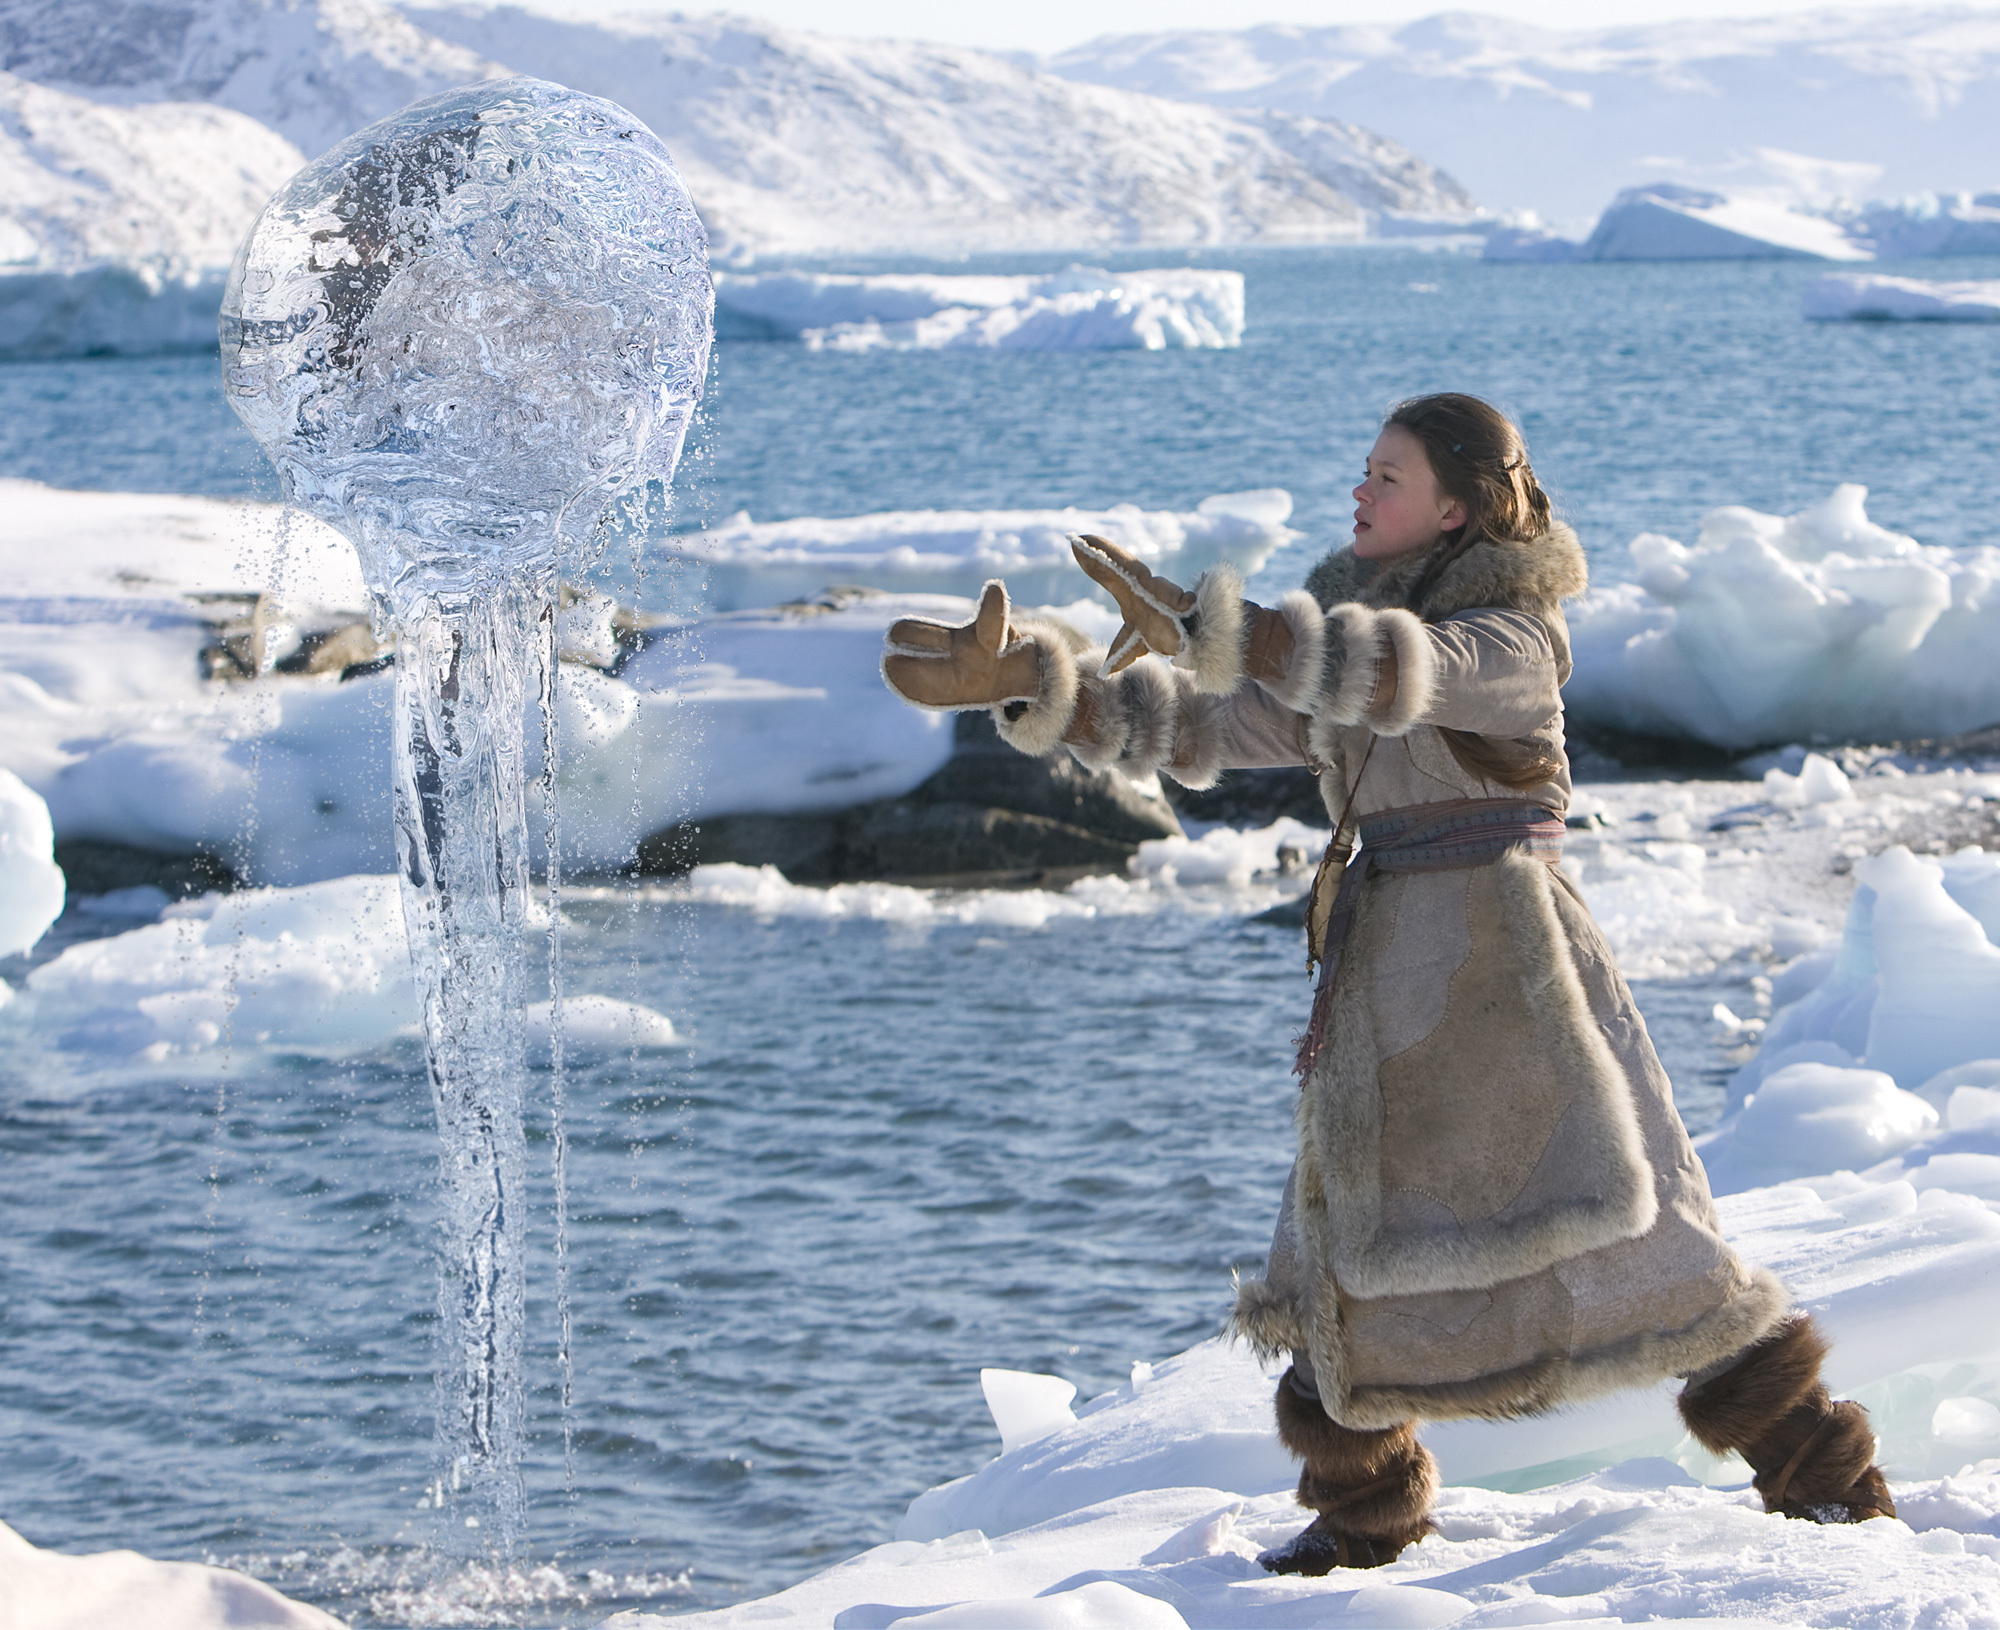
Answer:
218 76 711 1546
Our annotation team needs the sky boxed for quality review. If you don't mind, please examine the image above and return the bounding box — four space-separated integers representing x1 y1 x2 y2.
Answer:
530 0 2000 56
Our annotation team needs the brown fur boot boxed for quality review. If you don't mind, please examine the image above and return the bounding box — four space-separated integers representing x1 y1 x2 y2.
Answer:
1678 1313 1896 1524
1259 1366 1439 1576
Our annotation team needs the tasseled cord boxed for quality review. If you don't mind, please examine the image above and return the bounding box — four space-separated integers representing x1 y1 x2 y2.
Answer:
1293 736 1375 1079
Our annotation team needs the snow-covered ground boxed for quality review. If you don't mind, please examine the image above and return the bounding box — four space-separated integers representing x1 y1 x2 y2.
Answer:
1565 484 2000 748
1805 273 2000 322
0 480 1295 877
715 268 1245 352
1048 9 2000 228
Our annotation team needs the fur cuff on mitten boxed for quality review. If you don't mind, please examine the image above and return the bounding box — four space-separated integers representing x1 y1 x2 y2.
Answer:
1172 564 1249 695
1162 690 1232 791
1307 603 1439 759
989 620 1080 757
1064 655 1180 778
1248 589 1331 714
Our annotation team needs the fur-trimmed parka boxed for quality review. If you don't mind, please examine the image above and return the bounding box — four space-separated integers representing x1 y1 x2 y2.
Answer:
993 525 1790 1428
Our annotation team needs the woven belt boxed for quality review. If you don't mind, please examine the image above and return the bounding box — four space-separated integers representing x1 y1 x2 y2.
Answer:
1292 797 1567 1080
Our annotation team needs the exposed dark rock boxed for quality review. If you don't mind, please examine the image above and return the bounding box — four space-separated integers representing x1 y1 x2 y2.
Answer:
635 711 1182 885
1167 766 1328 826
1563 721 1748 780
55 841 238 898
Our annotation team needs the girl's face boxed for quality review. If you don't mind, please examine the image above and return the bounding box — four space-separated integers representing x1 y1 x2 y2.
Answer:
1352 425 1467 560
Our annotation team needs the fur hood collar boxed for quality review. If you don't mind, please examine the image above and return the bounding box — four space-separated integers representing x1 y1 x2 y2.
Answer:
1304 522 1588 621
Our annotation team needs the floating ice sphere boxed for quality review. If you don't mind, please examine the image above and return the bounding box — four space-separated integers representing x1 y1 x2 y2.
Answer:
217 77 712 1550
220 75 711 619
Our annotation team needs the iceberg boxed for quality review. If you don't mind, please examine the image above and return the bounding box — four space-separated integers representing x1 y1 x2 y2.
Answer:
1844 192 2000 258
1480 224 1581 263
674 490 1295 611
1579 184 1870 262
1564 484 2000 748
715 267 1245 352
1805 273 2000 322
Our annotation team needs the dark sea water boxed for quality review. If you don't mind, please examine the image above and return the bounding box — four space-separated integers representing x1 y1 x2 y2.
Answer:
2 246 1996 1625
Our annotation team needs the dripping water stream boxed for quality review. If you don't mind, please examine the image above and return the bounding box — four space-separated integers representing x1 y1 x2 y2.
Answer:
386 581 545 1545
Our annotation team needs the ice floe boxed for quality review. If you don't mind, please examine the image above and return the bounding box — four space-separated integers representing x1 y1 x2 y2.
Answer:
1805 272 2000 322
1565 484 2000 748
716 268 1245 352
8 874 677 1063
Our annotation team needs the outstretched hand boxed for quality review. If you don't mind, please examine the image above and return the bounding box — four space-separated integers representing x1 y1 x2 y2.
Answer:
882 581 1044 709
1069 533 1195 676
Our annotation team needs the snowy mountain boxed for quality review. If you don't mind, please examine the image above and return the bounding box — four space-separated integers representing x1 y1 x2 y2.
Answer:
0 70 303 273
1048 7 2000 227
0 0 1477 261
0 0 498 160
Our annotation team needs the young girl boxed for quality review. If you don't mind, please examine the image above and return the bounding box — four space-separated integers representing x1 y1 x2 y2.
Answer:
881 393 1892 1576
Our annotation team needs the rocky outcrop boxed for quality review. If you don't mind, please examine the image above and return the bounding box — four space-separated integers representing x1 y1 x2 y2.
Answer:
637 711 1182 885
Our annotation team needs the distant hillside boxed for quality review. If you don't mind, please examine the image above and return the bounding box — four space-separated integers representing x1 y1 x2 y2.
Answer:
1048 7 2000 225
0 69 303 273
0 0 1480 259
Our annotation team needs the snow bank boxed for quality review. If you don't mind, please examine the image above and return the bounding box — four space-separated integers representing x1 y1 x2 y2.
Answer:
1581 185 1868 262
1805 272 2000 322
715 268 1244 352
674 491 1294 611
0 484 1274 879
1565 484 2000 747
0 1517 342 1629
629 1160 2000 1628
0 71 305 357
0 770 64 959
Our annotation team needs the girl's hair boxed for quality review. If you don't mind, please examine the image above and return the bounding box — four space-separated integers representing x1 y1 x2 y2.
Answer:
1380 393 1565 791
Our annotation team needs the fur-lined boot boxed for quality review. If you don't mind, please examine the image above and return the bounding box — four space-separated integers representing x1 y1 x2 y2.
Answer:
1677 1313 1896 1523
1259 1365 1439 1575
